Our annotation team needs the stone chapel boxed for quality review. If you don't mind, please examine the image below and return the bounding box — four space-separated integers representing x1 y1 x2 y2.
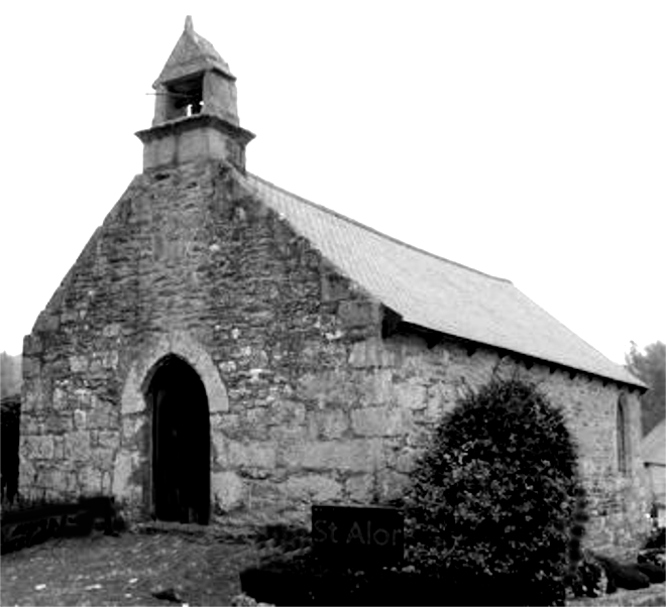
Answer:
19 17 649 551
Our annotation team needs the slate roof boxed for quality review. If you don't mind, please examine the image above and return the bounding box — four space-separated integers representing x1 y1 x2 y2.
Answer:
243 172 644 388
642 420 666 465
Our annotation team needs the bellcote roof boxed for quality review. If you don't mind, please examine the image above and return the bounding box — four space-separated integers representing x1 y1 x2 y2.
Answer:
154 16 234 88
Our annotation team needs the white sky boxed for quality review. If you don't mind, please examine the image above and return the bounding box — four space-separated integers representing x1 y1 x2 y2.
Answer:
0 1 664 364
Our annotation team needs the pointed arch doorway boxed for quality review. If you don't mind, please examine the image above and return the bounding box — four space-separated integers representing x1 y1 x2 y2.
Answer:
146 355 210 524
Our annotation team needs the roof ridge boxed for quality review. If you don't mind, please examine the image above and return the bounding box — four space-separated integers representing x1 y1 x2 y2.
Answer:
246 172 513 284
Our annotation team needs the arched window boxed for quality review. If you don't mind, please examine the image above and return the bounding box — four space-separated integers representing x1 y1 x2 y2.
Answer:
617 394 631 475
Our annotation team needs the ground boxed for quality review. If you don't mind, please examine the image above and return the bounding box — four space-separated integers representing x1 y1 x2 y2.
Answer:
0 530 264 606
1 531 664 606
569 586 666 607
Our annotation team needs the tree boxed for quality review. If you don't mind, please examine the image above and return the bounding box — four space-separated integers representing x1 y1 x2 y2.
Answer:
625 341 665 436
0 352 22 399
404 377 583 606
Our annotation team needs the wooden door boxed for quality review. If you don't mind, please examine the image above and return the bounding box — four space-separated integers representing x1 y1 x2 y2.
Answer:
150 356 210 524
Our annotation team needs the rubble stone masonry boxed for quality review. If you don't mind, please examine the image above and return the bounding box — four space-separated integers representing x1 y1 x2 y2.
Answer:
20 159 648 554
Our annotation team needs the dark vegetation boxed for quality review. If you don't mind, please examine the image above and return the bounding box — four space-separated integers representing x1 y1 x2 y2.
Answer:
593 554 651 592
624 340 665 435
402 377 584 606
566 551 610 598
1 495 124 554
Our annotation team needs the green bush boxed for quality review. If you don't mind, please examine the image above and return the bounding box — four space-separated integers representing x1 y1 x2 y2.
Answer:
404 377 584 605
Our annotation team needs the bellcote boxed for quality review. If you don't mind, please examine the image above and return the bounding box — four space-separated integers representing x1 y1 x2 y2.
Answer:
136 16 254 172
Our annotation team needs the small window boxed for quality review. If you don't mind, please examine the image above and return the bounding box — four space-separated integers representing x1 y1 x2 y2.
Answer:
617 394 631 475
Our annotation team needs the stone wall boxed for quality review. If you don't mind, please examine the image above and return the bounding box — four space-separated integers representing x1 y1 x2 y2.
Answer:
19 158 649 553
366 330 650 553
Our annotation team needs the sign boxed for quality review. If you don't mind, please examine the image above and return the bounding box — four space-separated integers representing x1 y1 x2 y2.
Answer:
311 504 404 567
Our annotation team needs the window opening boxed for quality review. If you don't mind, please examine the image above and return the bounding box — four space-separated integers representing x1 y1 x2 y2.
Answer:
617 394 631 475
164 74 205 120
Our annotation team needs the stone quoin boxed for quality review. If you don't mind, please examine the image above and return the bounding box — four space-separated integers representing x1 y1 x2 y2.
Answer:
19 16 649 554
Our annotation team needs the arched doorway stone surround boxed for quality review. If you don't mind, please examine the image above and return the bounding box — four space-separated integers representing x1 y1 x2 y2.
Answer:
112 331 228 516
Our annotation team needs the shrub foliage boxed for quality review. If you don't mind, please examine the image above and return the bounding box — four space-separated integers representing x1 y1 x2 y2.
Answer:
404 377 584 604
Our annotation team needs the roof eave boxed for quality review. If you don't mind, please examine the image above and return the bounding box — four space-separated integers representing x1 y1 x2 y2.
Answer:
388 314 648 391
